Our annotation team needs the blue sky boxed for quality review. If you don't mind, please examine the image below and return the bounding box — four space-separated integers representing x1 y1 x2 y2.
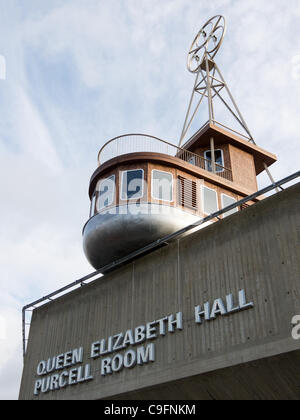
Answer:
0 0 300 400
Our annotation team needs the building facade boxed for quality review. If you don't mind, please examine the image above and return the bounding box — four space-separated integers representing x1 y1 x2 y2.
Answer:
19 182 300 400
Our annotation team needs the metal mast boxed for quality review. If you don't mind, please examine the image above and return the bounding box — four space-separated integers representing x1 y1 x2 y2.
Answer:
178 15 277 187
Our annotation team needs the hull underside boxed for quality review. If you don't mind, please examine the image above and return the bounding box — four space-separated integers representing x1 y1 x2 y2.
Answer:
83 204 200 270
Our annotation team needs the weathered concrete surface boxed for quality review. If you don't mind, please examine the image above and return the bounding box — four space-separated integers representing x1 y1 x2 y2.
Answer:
112 351 300 400
19 183 300 400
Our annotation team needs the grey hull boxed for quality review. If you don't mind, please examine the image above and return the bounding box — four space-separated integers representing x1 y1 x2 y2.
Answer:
83 203 199 270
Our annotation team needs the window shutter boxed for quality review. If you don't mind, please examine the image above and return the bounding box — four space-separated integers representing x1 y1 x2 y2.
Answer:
178 176 197 209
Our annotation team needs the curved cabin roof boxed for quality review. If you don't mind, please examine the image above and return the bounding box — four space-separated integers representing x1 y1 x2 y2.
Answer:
89 151 262 200
89 128 274 201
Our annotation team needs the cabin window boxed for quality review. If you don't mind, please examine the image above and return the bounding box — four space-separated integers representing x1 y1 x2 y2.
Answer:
96 175 115 211
188 156 196 166
178 176 197 209
202 186 218 214
89 192 97 218
221 193 238 217
121 169 144 200
152 170 173 202
204 149 224 172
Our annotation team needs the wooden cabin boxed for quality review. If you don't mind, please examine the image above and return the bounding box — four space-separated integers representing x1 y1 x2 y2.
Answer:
83 122 277 270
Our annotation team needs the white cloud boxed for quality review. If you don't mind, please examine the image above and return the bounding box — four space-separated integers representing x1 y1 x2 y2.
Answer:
0 316 6 340
0 55 6 80
8 85 62 173
291 55 300 80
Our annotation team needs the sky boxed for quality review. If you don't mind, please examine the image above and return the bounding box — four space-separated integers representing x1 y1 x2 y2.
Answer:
0 0 300 400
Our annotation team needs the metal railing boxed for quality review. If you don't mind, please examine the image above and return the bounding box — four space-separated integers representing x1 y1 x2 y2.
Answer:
98 133 233 182
22 170 300 360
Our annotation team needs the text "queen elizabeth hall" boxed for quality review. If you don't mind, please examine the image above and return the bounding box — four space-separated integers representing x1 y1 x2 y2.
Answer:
33 289 253 396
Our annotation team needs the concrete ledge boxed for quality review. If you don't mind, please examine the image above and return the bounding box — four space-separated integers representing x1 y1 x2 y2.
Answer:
19 182 300 400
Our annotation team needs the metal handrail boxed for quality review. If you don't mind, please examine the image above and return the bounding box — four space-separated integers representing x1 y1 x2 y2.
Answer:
97 133 232 182
22 170 300 359
98 133 179 164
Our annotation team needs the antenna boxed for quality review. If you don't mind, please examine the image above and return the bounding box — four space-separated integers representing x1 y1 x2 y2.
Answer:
179 15 278 188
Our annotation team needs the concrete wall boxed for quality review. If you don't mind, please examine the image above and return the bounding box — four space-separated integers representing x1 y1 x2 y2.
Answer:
19 183 300 400
113 351 300 400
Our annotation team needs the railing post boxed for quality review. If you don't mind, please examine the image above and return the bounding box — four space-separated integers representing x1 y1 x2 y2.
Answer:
210 136 216 174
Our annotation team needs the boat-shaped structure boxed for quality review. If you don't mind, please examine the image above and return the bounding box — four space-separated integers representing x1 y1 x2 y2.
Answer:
83 122 277 270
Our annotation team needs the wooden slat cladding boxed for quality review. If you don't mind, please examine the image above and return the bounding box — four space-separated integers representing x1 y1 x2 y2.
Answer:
178 176 197 209
240 203 250 211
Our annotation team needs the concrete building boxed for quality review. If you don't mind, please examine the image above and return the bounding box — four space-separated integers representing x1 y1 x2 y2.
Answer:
19 182 300 400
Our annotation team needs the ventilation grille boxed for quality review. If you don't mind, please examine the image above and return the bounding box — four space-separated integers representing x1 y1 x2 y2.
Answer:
240 203 250 211
178 176 197 209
